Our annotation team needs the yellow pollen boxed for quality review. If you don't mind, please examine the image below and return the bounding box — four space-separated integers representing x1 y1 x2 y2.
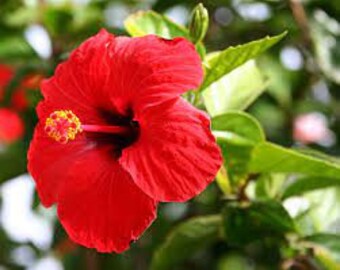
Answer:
44 110 82 144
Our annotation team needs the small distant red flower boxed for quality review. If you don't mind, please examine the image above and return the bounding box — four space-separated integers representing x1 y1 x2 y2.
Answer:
0 65 14 102
0 108 24 144
28 29 222 253
12 74 44 111
0 65 43 111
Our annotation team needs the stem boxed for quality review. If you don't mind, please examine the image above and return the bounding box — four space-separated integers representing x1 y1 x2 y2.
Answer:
237 174 259 202
85 249 99 270
288 0 312 49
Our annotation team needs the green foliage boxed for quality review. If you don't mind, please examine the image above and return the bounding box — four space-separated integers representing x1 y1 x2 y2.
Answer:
124 10 188 39
188 3 209 44
217 253 253 270
255 174 287 199
258 56 292 107
43 7 74 36
150 215 222 270
200 32 287 90
223 200 295 245
212 112 265 186
124 9 205 57
282 176 340 199
311 11 340 85
212 111 265 145
203 60 267 116
0 142 27 183
0 36 36 61
249 143 340 178
304 234 340 263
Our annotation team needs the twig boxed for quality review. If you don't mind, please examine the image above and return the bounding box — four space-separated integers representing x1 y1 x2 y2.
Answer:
85 249 100 270
288 0 312 49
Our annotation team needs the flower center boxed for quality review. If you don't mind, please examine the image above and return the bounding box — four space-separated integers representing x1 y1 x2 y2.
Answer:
45 110 137 149
45 110 82 144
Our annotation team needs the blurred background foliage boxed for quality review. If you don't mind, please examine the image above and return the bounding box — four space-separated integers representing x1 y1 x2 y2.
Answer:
1 0 340 270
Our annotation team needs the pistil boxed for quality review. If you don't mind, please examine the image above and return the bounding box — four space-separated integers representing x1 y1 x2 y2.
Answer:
45 110 131 144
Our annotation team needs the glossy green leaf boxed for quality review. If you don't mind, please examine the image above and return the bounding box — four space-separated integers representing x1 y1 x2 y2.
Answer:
43 7 73 37
124 10 187 39
255 174 287 199
203 60 267 116
212 111 265 144
223 200 295 245
282 177 340 199
212 112 265 185
314 248 340 270
304 234 340 262
124 10 205 57
150 215 222 270
201 32 287 90
216 166 232 195
249 143 340 178
5 7 38 26
301 188 340 233
0 36 36 61
218 253 253 270
258 56 292 107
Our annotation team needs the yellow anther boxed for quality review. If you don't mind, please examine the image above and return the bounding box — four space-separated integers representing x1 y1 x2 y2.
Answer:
44 110 82 144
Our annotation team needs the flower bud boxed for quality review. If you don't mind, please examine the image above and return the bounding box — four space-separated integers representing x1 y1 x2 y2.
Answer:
189 3 209 44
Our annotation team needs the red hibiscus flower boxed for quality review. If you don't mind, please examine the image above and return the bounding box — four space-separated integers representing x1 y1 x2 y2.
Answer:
28 29 222 253
0 108 24 144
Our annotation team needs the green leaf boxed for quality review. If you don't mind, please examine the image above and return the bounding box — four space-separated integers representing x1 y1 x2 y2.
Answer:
43 6 73 37
0 142 27 183
5 7 39 26
212 111 265 144
124 10 205 58
282 177 340 199
223 200 295 245
212 112 265 185
216 166 232 195
201 31 287 90
300 188 340 234
249 142 340 179
258 56 292 107
124 10 187 39
218 253 254 270
304 234 340 262
255 174 287 199
150 215 222 270
203 60 267 116
314 248 340 270
0 36 36 61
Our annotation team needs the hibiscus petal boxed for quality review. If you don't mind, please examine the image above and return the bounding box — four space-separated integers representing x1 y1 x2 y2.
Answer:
41 30 202 120
120 98 222 202
28 121 90 207
107 35 203 114
57 148 157 253
41 29 116 118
